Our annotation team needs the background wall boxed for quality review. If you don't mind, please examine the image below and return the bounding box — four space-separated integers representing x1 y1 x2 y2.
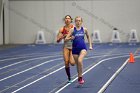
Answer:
0 0 9 45
0 0 3 45
0 19 3 45
1 0 140 44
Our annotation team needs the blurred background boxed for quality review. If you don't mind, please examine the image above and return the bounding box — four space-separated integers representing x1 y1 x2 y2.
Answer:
0 0 140 45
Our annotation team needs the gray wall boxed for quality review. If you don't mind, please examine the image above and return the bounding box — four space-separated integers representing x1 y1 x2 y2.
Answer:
0 0 9 45
0 19 3 45
0 0 2 19
3 0 140 44
0 0 3 45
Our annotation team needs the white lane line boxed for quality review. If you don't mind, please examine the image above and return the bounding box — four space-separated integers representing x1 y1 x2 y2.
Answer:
0 53 61 62
11 66 65 93
0 55 62 70
10 45 124 93
0 55 44 62
97 58 129 93
0 58 63 82
55 55 129 93
0 63 64 93
0 55 101 83
11 55 103 93
98 55 140 93
0 51 61 60
1 53 124 71
0 57 27 62
2 54 129 93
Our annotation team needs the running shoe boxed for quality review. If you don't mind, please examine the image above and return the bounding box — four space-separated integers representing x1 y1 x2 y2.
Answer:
78 77 84 84
68 79 73 83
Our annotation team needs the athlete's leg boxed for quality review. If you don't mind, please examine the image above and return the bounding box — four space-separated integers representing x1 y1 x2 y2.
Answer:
72 54 79 73
69 49 75 66
63 47 71 81
78 49 87 77
77 49 87 84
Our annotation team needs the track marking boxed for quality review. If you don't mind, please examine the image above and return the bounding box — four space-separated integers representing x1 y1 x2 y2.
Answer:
0 53 62 62
11 55 104 93
1 44 136 92
55 55 129 93
11 66 65 93
0 58 63 82
98 49 140 93
97 58 129 93
0 55 62 70
0 62 64 93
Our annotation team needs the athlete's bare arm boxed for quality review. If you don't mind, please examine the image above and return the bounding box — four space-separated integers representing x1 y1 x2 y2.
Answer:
56 27 64 42
84 27 93 50
65 28 74 41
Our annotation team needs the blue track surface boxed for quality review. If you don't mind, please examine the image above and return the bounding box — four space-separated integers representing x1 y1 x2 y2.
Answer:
0 43 140 93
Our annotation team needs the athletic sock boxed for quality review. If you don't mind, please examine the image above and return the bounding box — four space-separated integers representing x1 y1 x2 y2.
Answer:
65 67 71 80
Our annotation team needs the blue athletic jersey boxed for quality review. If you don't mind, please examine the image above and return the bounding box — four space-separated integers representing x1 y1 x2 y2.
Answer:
72 27 87 50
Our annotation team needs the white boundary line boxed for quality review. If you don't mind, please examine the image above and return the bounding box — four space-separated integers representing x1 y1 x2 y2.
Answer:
55 55 129 93
97 58 129 93
98 55 140 93
11 66 65 93
11 55 105 93
0 53 126 72
0 58 63 82
0 53 61 62
0 55 102 83
0 47 61 59
0 62 64 93
0 55 62 70
3 54 136 93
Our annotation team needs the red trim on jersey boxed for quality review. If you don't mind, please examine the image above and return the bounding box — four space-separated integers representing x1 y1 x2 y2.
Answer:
62 24 74 35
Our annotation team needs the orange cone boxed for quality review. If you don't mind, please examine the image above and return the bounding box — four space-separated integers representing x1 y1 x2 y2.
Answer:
129 53 135 63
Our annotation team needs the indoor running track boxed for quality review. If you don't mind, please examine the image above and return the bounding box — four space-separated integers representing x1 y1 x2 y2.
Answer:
0 43 140 93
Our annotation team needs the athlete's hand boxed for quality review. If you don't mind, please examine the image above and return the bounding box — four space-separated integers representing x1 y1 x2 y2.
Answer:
57 35 64 43
57 37 63 43
71 36 75 40
56 38 62 43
